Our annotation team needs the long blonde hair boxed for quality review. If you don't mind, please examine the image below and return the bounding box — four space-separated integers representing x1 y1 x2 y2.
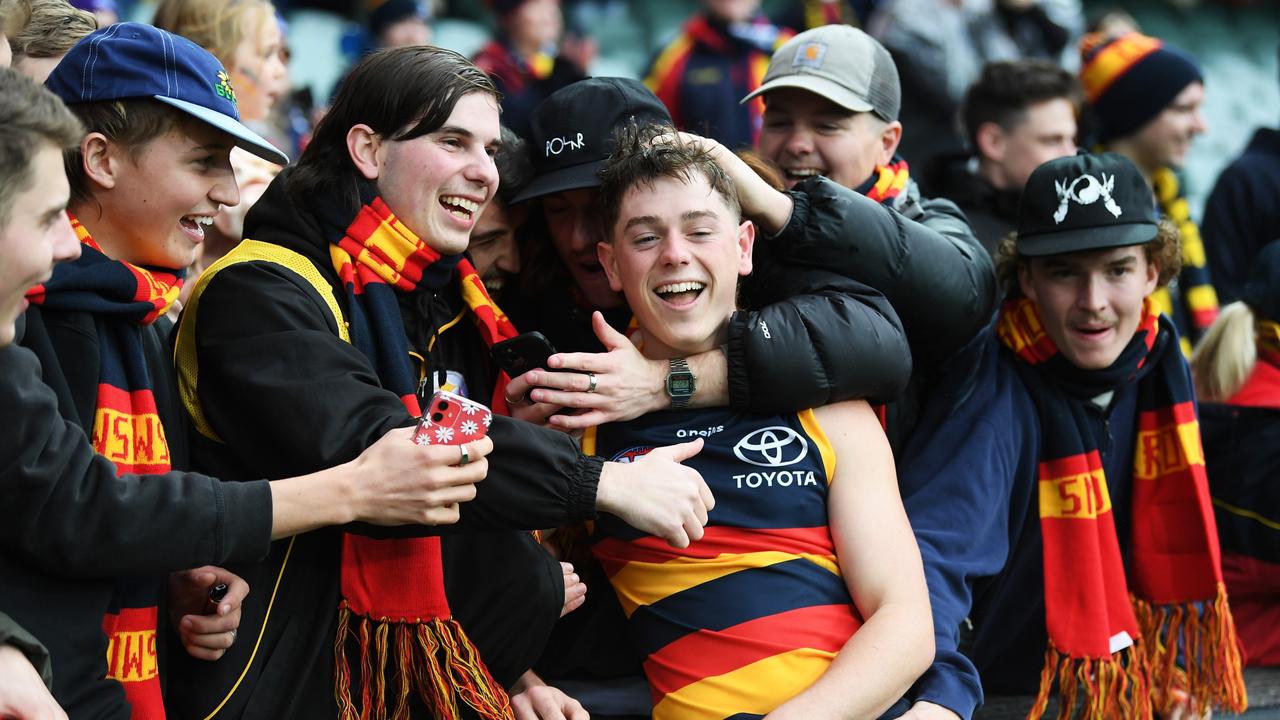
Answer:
152 0 274 67
1191 301 1257 402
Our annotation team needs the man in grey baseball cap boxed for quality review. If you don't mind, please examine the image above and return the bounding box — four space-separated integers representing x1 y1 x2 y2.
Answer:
745 24 901 190
743 24 995 451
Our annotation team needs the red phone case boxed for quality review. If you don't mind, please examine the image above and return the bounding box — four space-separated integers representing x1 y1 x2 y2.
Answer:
413 390 492 446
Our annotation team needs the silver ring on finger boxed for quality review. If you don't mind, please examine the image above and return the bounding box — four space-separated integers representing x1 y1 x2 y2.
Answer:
458 443 470 466
586 372 598 394
229 629 237 644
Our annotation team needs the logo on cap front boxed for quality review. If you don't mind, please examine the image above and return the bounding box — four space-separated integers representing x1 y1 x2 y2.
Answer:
792 42 827 70
215 70 238 106
1053 173 1122 224
545 132 584 158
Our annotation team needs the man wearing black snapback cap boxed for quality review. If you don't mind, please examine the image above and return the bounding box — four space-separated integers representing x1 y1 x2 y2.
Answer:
890 152 1246 719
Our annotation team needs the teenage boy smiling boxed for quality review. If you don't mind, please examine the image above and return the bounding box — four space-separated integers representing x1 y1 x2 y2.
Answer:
169 46 714 719
584 125 933 719
1 38 493 720
892 153 1246 719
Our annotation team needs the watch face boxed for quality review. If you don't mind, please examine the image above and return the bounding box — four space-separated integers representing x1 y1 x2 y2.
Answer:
669 376 694 394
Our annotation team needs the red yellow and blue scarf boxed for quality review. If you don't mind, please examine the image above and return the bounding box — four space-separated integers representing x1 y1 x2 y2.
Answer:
25 214 183 720
855 156 911 206
997 296 1246 718
328 193 516 719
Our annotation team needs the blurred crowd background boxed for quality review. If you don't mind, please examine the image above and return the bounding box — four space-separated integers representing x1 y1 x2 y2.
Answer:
87 0 1279 219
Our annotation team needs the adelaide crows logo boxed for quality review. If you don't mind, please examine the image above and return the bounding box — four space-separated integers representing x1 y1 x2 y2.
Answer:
611 446 654 464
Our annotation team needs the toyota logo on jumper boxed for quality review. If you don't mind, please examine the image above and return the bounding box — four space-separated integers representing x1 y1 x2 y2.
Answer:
733 426 808 467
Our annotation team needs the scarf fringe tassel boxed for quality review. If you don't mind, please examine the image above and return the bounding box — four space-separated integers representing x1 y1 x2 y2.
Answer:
1133 584 1248 715
1027 643 1152 720
334 602 514 720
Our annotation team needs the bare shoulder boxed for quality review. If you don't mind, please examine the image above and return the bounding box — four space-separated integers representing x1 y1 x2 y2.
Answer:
811 399 880 440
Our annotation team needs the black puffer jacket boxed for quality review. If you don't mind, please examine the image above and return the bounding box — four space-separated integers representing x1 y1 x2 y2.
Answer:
746 176 996 449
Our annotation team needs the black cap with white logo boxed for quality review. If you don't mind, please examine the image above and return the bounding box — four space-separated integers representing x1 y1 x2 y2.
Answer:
1016 152 1158 258
511 77 673 204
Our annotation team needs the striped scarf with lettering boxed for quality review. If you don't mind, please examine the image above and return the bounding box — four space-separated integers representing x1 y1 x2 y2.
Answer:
997 296 1245 718
328 191 516 720
24 214 182 720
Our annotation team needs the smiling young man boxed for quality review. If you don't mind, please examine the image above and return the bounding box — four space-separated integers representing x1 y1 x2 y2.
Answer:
168 46 714 720
17 22 287 717
1081 31 1217 353
503 77 914 452
889 152 1246 720
0 61 501 720
934 59 1081 255
585 124 932 720
740 23 995 448
468 126 530 299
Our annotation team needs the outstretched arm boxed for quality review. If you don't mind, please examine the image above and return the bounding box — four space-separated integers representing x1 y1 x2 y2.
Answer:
766 400 933 719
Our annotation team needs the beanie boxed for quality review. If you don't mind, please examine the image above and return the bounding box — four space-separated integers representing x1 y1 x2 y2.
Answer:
367 0 430 39
1079 32 1202 143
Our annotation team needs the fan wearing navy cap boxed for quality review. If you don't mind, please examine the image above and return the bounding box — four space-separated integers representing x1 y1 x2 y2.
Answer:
23 21 286 718
890 152 1247 719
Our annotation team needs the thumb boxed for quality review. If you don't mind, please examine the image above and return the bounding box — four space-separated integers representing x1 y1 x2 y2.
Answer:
655 437 704 463
593 311 630 351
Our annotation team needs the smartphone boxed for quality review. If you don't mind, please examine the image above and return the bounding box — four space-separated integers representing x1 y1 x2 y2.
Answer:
490 331 558 378
413 390 492 446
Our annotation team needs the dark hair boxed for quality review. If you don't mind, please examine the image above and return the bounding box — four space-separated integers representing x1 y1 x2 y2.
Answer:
994 218 1182 295
63 98 184 204
0 68 84 226
961 60 1083 155
598 122 740 240
495 125 532 206
289 45 497 215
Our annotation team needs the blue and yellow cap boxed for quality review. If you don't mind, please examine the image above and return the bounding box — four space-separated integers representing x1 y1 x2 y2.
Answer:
45 22 288 165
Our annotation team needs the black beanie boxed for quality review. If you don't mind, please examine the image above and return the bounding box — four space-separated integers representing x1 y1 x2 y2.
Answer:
1079 32 1203 143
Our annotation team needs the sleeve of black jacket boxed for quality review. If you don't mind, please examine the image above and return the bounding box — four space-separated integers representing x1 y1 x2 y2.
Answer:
0 611 53 689
0 342 272 580
191 262 598 537
731 258 910 411
750 176 996 377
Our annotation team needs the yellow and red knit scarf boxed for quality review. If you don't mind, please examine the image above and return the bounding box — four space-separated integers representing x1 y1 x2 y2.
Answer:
1257 319 1280 369
25 214 183 719
328 194 516 720
1151 166 1219 356
997 296 1246 718
857 157 910 205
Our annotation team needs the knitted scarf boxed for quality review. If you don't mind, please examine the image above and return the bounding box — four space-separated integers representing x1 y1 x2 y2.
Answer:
854 156 910 205
1257 319 1280 369
25 214 182 720
328 192 517 720
1151 166 1218 356
997 296 1246 719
